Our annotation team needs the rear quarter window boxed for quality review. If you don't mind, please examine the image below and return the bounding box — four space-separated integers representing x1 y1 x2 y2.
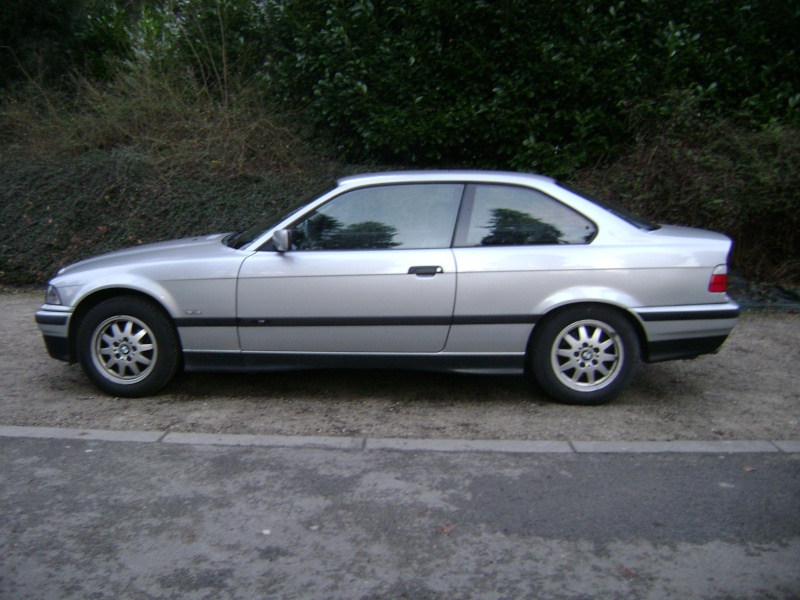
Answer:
558 182 660 231
456 184 597 247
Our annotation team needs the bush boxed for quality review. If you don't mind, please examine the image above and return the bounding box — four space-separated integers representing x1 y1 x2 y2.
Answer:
135 0 270 104
0 0 132 87
0 68 324 178
573 108 800 283
263 0 800 175
1 0 798 286
0 62 341 286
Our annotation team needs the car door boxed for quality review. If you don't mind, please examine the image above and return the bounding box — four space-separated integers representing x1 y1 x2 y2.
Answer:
237 183 464 354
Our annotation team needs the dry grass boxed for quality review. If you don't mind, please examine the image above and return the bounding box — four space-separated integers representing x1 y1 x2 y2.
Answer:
0 67 321 178
573 120 800 284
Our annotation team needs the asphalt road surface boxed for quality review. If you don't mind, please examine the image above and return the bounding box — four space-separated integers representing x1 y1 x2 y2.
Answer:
1 432 799 600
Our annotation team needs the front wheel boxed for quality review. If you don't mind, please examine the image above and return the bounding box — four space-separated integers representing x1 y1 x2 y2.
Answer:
77 296 180 397
531 306 639 405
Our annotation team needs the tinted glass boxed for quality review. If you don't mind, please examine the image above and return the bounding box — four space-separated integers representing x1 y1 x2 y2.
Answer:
558 182 659 231
291 184 464 250
460 184 597 247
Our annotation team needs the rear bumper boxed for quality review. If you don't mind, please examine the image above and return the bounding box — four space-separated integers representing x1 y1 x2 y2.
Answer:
631 301 740 363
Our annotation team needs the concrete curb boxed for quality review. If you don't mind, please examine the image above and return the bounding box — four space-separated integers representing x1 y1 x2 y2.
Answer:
365 438 574 453
162 431 362 450
1 425 798 454
0 426 163 443
571 440 781 453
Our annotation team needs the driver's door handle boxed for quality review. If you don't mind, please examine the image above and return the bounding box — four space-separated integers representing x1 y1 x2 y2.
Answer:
408 266 444 276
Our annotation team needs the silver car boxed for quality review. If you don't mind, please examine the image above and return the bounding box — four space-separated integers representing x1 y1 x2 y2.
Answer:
36 171 739 405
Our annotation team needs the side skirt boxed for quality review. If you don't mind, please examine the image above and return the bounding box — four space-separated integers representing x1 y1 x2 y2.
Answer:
182 351 526 375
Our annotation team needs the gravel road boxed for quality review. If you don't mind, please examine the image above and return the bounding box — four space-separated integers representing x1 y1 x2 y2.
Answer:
3 291 798 441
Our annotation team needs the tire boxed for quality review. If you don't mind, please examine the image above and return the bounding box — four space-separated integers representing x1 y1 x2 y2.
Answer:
531 305 639 405
77 296 180 397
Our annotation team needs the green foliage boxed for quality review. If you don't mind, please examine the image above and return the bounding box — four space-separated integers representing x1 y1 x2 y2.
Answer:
572 108 800 283
0 0 132 86
0 0 798 286
263 0 799 174
3 0 797 173
134 0 270 103
1 0 82 86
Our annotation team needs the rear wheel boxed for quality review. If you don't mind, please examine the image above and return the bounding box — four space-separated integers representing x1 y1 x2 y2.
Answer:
531 306 639 405
77 296 180 397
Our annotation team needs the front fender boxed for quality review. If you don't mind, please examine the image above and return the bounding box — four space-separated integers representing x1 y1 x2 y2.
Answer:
63 273 186 319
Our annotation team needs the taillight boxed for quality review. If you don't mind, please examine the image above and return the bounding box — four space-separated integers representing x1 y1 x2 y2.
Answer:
709 265 728 293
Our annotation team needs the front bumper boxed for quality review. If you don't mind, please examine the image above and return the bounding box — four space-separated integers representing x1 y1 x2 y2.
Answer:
35 306 74 362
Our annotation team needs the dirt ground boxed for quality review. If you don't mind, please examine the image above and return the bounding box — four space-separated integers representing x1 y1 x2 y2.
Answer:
3 290 798 441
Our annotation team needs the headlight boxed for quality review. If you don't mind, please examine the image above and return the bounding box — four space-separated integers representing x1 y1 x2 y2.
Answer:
45 285 62 305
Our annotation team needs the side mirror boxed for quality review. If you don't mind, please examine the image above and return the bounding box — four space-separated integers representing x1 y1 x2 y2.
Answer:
272 229 292 252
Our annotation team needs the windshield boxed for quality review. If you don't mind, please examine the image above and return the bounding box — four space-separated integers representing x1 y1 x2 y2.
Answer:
558 182 660 231
224 185 335 249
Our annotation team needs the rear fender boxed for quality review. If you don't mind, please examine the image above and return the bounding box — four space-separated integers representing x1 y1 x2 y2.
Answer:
532 286 641 316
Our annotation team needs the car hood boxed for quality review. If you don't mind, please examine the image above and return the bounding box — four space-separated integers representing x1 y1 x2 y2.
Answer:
56 233 235 276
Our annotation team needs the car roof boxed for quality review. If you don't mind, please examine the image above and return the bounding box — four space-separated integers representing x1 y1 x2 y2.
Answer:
336 170 556 189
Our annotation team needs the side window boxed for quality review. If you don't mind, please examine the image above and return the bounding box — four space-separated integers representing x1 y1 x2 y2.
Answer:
458 184 597 247
291 184 464 251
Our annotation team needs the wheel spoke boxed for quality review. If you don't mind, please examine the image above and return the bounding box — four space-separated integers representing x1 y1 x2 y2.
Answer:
110 322 124 338
597 350 617 363
563 333 581 350
598 338 615 352
108 358 124 374
559 360 576 373
134 355 152 367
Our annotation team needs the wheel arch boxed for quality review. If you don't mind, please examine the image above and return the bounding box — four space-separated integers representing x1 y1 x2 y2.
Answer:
67 288 179 364
525 301 646 405
526 301 647 362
